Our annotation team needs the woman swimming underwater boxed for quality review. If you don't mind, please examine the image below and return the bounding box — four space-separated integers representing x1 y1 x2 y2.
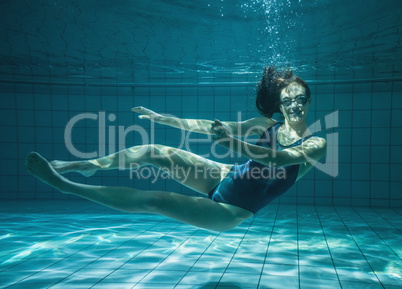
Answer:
25 66 326 232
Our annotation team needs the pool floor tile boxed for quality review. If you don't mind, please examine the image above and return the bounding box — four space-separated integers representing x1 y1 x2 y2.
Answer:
0 201 401 289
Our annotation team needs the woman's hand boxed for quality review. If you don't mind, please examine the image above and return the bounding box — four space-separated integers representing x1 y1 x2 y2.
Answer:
211 119 231 142
131 106 165 123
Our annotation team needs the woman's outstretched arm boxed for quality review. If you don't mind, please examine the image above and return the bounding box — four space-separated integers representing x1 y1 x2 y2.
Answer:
220 135 327 167
211 119 327 167
132 106 274 136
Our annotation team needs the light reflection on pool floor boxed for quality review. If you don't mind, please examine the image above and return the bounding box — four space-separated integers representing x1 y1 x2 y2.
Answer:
0 200 401 289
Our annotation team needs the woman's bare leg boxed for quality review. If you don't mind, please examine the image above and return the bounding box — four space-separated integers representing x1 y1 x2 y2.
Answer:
51 144 233 195
26 152 252 232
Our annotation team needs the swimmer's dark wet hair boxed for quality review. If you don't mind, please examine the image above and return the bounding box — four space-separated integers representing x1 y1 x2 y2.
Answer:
256 66 311 117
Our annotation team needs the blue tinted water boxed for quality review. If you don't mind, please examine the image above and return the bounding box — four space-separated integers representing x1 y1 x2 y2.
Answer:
0 0 402 288
1 201 402 288
0 0 400 80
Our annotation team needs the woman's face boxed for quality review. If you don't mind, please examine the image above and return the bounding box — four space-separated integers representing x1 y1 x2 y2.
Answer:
279 82 311 124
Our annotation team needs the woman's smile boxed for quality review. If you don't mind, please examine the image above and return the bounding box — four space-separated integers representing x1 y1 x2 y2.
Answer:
291 111 301 117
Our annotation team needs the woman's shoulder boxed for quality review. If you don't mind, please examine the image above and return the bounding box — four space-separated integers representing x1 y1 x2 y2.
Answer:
244 117 277 136
248 116 277 128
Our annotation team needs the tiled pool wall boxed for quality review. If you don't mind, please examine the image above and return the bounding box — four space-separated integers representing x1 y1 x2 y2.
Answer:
0 65 401 207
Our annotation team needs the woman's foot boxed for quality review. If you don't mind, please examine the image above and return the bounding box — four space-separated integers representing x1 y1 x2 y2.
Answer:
50 160 97 177
25 152 68 193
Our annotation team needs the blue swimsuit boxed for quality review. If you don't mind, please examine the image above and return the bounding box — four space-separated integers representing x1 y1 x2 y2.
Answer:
208 122 315 214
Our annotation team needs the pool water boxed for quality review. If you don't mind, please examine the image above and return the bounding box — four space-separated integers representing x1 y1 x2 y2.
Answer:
1 0 402 288
1 201 401 288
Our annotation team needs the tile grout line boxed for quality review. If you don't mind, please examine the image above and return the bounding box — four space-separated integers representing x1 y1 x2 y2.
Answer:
333 206 386 289
297 204 300 289
390 207 402 217
4 215 171 288
4 221 128 288
88 221 197 288
213 214 259 289
314 206 344 289
352 207 402 263
0 211 112 271
172 230 223 288
255 204 280 289
367 207 402 233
